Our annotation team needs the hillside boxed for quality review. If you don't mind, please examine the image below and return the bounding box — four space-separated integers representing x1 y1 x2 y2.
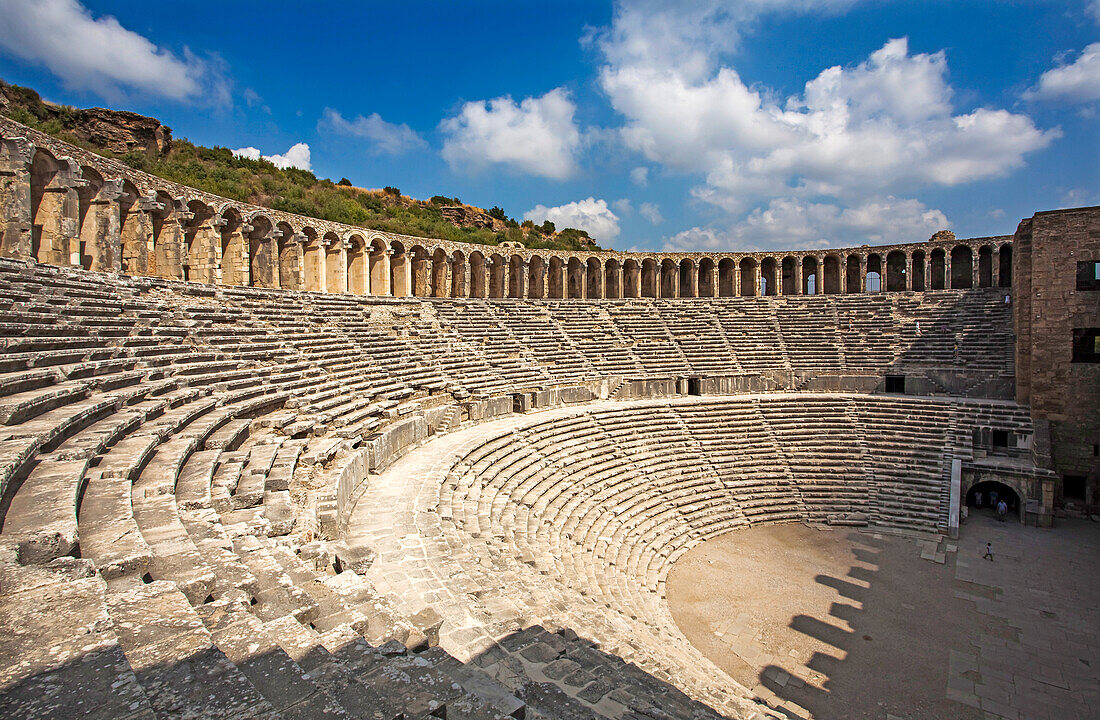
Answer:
0 81 603 252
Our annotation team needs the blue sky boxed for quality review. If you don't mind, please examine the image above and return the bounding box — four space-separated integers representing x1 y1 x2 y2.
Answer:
0 0 1097 251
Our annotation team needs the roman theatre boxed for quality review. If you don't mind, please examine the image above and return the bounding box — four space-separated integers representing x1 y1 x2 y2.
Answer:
0 115 1097 720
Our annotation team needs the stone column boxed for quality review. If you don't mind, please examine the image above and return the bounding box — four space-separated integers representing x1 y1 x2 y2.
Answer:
905 253 914 291
80 179 123 273
971 249 980 289
991 250 999 288
269 229 283 289
294 234 308 292
793 260 802 295
37 158 84 267
859 255 868 292
0 137 34 261
944 254 952 290
156 208 189 280
518 260 529 298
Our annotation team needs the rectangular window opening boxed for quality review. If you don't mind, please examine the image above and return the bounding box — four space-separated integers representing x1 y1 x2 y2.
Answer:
885 375 905 394
1063 475 1086 501
1072 328 1100 363
1075 261 1100 291
991 430 1009 448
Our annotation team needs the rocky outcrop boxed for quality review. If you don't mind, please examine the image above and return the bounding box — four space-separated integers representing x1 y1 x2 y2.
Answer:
439 205 504 232
0 81 171 156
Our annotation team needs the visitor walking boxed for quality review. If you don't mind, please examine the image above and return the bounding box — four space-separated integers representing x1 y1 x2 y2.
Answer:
983 542 994 561
974 491 983 508
989 489 999 509
997 499 1008 521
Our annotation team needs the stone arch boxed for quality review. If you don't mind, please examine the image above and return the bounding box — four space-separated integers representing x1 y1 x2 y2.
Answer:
698 257 715 297
321 231 343 293
845 254 861 293
548 256 565 299
718 258 735 297
469 251 487 298
586 257 603 298
659 259 677 298
678 258 695 298
998 243 1012 288
217 207 246 286
604 258 621 299
641 258 658 297
120 180 155 277
431 248 449 298
247 214 276 288
488 253 506 298
910 249 926 291
978 245 993 288
150 190 181 280
567 257 584 299
781 256 797 295
802 256 818 295
410 245 430 297
508 254 525 298
866 253 882 293
276 222 300 290
951 245 972 289
822 254 841 294
759 257 777 296
930 248 946 290
450 250 467 298
964 479 1023 522
390 240 409 296
30 148 79 267
623 259 640 298
183 200 216 283
739 257 757 297
347 234 367 294
368 236 388 296
528 255 545 299
886 250 907 292
75 165 117 273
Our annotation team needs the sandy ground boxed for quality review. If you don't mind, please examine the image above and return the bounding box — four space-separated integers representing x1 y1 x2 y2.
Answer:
666 516 1099 720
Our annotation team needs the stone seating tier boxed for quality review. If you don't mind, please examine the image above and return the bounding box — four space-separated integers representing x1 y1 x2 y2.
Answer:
0 258 1030 720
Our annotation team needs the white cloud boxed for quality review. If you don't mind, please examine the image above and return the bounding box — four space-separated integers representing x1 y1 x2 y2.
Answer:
318 108 427 155
524 197 621 241
612 198 633 215
441 88 580 180
664 197 948 252
0 0 218 101
1025 42 1100 103
639 201 663 224
233 143 312 171
1090 0 1100 24
598 4 1056 213
630 166 649 186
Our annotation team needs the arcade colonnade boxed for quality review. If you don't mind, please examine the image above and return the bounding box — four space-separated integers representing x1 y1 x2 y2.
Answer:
1 131 1013 299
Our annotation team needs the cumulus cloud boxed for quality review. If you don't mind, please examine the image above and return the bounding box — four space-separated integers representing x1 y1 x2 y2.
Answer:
1024 42 1100 103
639 201 663 224
0 0 220 101
1090 0 1100 24
441 88 581 180
663 197 948 252
598 3 1056 214
318 108 427 155
233 143 312 171
524 197 621 241
612 198 633 215
630 166 649 186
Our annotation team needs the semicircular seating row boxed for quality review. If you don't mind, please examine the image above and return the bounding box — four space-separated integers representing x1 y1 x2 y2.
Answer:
355 394 1035 718
0 256 1028 719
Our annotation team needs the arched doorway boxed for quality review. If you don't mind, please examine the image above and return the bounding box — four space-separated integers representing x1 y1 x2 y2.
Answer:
966 480 1022 522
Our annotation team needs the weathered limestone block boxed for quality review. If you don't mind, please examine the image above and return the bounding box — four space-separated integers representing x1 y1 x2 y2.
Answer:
0 136 33 260
79 178 123 273
364 415 427 472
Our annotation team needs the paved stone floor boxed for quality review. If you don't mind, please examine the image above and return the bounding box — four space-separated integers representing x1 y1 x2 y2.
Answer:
666 515 1099 720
